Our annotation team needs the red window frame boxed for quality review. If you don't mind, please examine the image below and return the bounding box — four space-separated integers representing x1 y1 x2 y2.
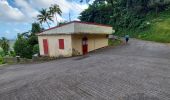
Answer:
59 39 64 49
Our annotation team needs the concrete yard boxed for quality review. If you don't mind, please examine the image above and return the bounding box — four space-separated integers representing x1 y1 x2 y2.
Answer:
0 39 170 100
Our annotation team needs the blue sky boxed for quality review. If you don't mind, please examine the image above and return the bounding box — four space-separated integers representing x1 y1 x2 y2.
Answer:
0 0 93 39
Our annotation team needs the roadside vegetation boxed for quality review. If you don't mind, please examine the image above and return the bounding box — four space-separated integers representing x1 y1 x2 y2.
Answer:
109 39 122 46
0 4 62 63
14 4 62 59
138 10 170 43
79 0 170 43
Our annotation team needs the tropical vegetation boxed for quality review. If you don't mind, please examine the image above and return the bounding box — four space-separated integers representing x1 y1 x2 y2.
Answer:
37 4 62 28
14 4 62 59
0 37 9 55
79 0 170 43
14 22 42 59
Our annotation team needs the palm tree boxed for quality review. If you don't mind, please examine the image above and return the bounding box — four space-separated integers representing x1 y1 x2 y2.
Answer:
49 4 62 25
0 37 9 55
37 9 53 28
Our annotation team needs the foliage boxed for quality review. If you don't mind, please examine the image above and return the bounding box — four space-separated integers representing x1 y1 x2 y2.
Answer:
79 0 170 41
31 22 42 34
9 51 16 57
0 56 4 64
28 34 38 46
109 39 122 46
0 47 5 57
138 10 170 43
37 9 53 28
37 4 62 27
14 35 33 59
33 44 39 54
13 22 42 59
0 37 9 55
49 4 62 25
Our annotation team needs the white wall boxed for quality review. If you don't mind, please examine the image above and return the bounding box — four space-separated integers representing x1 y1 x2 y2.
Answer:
74 23 113 34
72 34 108 55
38 35 72 57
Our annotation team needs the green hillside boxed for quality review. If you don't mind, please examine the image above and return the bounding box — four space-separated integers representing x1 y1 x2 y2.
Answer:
138 10 170 43
79 0 170 43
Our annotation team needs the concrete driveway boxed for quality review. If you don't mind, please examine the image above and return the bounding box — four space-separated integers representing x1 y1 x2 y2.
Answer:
0 39 170 100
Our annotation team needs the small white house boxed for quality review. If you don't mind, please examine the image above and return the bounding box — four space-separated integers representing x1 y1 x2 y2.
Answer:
38 21 114 57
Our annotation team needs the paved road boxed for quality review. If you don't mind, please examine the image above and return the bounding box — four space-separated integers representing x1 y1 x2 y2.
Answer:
0 39 170 100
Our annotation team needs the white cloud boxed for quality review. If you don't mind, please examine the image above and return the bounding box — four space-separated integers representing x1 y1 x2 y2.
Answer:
30 0 88 16
0 1 25 22
0 0 89 23
14 0 39 19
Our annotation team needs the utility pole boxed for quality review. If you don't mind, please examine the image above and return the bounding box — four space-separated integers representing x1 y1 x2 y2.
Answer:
69 0 72 22
69 12 71 22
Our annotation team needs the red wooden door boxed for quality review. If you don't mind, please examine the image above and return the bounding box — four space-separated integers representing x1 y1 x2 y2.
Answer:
82 37 88 55
43 39 48 55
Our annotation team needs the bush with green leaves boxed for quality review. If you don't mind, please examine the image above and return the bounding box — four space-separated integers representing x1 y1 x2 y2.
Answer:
0 47 5 57
33 44 39 55
14 37 33 59
9 51 16 57
0 37 9 55
0 56 4 64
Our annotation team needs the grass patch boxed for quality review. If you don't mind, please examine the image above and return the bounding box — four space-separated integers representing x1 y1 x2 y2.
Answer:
115 10 170 43
109 39 122 46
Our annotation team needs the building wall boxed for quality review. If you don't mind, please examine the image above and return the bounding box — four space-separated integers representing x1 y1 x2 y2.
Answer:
74 23 113 34
38 35 72 57
40 23 75 35
72 34 108 55
39 22 114 35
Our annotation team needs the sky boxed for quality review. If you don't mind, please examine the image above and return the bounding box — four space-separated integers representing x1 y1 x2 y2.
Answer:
0 0 94 39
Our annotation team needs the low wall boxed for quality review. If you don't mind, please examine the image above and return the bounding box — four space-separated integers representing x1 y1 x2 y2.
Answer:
3 57 32 64
3 56 59 64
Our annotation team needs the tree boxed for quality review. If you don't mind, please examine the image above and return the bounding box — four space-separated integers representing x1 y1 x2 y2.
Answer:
37 9 53 28
0 37 9 55
14 34 32 59
80 0 170 30
31 22 42 34
49 4 62 25
29 22 42 46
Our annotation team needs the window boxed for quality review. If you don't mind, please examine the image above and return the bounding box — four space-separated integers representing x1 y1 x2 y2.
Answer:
59 39 64 49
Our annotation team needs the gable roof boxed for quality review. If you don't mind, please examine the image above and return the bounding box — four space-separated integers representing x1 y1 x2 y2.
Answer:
38 21 114 35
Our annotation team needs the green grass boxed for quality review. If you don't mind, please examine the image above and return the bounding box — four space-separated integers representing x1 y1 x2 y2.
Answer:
138 10 170 43
115 10 170 43
109 39 122 46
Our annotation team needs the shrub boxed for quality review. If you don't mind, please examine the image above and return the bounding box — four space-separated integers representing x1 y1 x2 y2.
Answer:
0 47 5 57
33 44 39 54
109 39 122 46
9 51 16 57
14 37 33 59
0 56 4 64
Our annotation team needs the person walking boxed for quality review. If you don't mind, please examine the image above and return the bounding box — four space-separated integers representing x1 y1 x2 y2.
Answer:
125 34 129 44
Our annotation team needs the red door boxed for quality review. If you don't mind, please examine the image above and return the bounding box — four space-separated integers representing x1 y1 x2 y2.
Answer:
82 37 88 55
43 39 48 55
